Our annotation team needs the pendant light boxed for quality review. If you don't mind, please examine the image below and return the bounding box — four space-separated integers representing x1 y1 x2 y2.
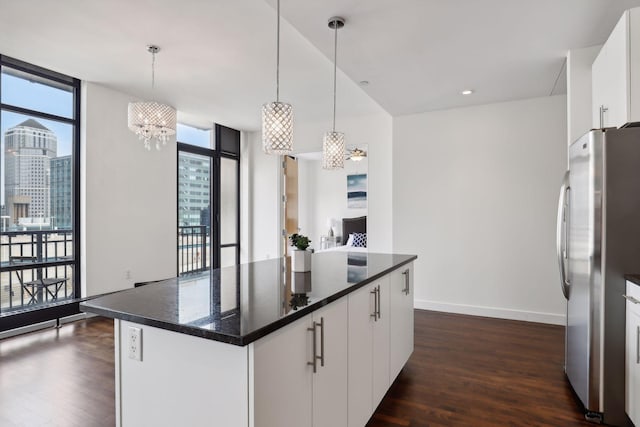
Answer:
127 45 177 151
262 0 293 154
322 17 346 170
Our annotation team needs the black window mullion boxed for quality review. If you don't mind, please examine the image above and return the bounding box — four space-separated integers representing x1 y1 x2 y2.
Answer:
0 54 81 329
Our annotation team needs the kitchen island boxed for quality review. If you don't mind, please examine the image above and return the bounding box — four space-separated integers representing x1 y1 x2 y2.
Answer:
81 252 416 427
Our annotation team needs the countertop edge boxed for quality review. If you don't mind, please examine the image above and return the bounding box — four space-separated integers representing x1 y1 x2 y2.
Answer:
81 254 418 346
624 274 640 287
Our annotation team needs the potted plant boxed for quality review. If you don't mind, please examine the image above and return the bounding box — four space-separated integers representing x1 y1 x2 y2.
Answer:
289 233 312 272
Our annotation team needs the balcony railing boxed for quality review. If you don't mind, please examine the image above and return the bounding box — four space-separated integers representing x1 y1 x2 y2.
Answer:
178 225 209 275
1 230 75 313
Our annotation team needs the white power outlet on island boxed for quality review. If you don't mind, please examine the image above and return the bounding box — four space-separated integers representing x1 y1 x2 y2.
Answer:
128 326 142 361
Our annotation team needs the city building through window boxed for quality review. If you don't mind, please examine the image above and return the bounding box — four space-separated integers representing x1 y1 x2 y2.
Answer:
177 123 240 274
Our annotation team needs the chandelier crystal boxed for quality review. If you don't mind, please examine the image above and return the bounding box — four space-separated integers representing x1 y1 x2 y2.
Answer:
322 17 346 170
127 45 176 151
262 0 293 154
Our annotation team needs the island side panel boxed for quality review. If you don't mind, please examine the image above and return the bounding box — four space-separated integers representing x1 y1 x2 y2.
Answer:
116 320 249 427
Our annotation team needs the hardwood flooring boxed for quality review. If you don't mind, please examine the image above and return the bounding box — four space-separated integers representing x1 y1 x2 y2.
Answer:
0 317 115 427
0 311 591 427
369 311 592 427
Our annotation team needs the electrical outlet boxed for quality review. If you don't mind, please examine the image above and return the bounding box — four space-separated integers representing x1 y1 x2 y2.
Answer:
125 270 131 280
128 327 142 361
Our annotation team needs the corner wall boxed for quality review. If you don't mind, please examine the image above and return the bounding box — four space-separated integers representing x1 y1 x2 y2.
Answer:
393 95 568 324
81 82 177 296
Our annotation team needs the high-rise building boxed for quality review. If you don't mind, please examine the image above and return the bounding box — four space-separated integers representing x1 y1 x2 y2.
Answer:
178 152 210 227
50 155 72 229
3 119 57 225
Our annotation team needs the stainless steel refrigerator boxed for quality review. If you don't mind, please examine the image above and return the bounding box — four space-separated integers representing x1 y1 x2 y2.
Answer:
557 127 640 426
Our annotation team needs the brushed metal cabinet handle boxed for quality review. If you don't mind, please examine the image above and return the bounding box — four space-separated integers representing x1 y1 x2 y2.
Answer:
637 325 639 365
371 288 378 321
402 269 410 295
623 295 640 304
376 285 381 320
307 321 317 373
319 317 325 368
600 105 608 129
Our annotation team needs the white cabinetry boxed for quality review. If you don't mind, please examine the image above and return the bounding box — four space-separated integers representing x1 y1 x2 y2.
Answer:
114 261 415 427
592 8 640 129
348 276 390 427
390 264 414 381
626 282 640 426
251 298 348 427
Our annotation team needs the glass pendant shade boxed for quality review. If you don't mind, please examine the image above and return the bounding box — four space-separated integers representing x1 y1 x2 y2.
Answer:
322 131 345 170
128 101 177 150
262 101 293 154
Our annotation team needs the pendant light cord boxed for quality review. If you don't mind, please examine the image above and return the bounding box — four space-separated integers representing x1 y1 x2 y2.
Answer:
151 50 156 90
276 0 280 102
332 21 337 132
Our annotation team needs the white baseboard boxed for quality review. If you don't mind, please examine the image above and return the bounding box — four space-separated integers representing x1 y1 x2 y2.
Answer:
414 299 565 325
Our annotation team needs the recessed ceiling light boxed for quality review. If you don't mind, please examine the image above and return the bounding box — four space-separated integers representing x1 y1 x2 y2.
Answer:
461 89 474 95
359 80 370 86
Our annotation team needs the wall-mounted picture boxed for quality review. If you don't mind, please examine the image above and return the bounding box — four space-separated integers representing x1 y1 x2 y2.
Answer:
347 173 367 209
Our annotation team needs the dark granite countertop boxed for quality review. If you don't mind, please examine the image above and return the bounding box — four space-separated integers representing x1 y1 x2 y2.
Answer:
624 274 640 287
80 252 416 346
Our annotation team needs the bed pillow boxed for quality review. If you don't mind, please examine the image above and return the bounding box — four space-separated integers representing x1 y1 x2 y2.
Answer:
345 234 354 246
351 233 367 248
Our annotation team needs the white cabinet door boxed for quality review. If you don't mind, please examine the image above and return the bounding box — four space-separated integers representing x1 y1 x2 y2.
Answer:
591 8 640 128
252 314 313 427
592 10 629 129
627 284 640 425
312 298 348 427
372 276 390 408
389 264 414 382
348 284 375 427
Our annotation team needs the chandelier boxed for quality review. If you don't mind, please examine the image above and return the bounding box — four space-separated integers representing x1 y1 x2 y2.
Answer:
128 45 176 150
262 0 294 154
322 17 346 170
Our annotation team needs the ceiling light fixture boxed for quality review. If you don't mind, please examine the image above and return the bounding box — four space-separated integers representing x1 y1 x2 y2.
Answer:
347 147 367 162
262 0 293 155
127 45 176 150
461 89 474 95
322 16 346 170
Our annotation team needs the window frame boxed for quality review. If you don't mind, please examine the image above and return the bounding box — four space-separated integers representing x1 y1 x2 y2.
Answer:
0 54 81 331
176 124 241 273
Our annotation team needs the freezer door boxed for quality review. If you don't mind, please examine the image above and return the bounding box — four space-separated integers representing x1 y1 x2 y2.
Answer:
566 131 602 412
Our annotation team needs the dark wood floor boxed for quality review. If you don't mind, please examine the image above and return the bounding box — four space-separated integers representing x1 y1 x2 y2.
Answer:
0 311 591 427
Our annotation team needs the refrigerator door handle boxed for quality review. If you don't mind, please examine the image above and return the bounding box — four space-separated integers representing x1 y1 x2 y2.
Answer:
556 171 570 299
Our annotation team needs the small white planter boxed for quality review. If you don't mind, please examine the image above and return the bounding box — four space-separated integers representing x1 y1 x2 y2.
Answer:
291 249 312 272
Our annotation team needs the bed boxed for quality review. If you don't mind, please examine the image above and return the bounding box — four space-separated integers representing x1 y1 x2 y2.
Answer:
317 216 367 253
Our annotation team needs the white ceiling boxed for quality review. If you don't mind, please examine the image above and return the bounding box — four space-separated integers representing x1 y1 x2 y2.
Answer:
1 0 640 130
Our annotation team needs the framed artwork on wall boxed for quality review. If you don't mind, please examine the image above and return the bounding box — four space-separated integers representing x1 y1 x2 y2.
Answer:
347 173 367 208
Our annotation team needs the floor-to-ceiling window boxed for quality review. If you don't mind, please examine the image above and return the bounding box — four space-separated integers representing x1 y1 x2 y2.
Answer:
0 55 80 329
177 123 240 274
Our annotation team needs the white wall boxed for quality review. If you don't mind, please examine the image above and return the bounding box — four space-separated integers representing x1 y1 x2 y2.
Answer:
393 95 568 324
81 82 177 296
567 45 601 146
297 156 368 249
243 131 281 262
